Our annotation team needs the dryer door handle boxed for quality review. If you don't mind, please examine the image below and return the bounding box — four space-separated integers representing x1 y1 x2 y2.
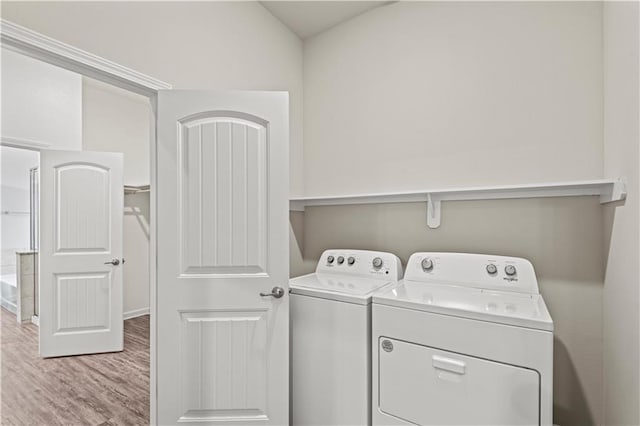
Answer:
432 355 466 375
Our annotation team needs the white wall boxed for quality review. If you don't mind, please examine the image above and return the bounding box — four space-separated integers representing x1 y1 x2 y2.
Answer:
299 3 606 424
2 1 304 196
1 48 82 150
1 147 36 320
82 77 151 186
0 146 38 269
603 2 640 424
123 193 151 317
303 2 603 195
82 77 152 317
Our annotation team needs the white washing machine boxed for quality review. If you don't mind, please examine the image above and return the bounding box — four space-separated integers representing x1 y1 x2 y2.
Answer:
372 252 553 426
291 249 403 426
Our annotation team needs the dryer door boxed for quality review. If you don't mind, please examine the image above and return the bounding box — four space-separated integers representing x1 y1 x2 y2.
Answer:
378 338 539 425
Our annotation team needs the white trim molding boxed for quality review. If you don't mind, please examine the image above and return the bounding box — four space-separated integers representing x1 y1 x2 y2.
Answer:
1 135 52 151
124 307 150 320
1 19 172 96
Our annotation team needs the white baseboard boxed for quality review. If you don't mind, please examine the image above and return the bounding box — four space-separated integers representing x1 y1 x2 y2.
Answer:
31 315 39 326
1 298 17 315
124 307 150 320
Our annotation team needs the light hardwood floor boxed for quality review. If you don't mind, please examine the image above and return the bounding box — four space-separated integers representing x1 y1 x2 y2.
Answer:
1 308 150 425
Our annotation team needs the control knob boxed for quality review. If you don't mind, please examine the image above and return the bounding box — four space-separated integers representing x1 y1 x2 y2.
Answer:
347 256 356 265
372 257 383 269
486 264 497 275
337 256 345 265
327 255 335 264
505 265 517 276
421 258 434 271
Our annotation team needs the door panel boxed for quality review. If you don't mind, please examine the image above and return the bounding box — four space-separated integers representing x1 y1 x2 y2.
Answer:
179 114 268 275
39 150 123 358
54 272 111 332
156 91 289 425
179 310 269 421
55 164 110 252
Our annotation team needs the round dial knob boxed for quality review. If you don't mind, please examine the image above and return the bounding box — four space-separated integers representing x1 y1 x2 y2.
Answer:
347 256 356 265
327 255 335 264
372 257 383 268
505 265 517 276
421 258 434 271
337 256 345 265
486 264 497 275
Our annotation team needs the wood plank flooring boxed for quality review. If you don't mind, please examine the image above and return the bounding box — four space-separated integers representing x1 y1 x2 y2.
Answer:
1 308 150 425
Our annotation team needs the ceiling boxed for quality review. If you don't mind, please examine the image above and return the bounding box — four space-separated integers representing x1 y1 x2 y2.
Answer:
260 1 391 39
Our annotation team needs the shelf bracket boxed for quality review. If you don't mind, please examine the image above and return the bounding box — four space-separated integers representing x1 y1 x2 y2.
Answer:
600 178 627 203
426 193 441 229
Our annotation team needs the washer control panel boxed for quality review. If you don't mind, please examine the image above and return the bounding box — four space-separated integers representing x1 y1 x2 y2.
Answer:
317 249 403 280
404 252 539 294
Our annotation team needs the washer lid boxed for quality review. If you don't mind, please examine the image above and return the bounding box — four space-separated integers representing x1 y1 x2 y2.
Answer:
373 281 553 331
290 273 396 305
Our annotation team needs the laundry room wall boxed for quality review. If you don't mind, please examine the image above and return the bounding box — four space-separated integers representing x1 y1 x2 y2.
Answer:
303 1 603 195
602 2 640 424
82 77 152 318
296 2 606 425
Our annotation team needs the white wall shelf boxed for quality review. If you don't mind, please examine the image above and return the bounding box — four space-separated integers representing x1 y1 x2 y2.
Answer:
289 178 627 228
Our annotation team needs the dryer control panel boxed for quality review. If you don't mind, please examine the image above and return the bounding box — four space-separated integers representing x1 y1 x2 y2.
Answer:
404 252 539 294
317 249 403 281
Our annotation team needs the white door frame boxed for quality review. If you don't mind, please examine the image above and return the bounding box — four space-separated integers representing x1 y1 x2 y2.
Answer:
1 19 170 424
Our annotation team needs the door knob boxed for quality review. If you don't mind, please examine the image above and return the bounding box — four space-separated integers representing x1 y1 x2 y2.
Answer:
260 286 285 299
104 259 120 266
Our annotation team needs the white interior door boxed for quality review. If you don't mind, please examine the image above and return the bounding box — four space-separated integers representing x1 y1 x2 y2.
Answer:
39 149 124 358
156 90 289 425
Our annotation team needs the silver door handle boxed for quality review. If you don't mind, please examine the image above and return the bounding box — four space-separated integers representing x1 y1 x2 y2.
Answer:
104 259 120 266
260 286 285 298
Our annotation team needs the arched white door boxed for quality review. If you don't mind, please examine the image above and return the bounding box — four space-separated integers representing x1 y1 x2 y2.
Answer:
39 150 124 358
155 90 289 425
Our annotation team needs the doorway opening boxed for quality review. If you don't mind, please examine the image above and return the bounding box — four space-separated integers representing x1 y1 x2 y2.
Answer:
1 46 153 425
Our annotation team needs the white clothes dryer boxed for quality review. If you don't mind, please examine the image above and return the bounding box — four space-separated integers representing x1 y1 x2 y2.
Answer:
291 249 403 426
372 252 553 426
